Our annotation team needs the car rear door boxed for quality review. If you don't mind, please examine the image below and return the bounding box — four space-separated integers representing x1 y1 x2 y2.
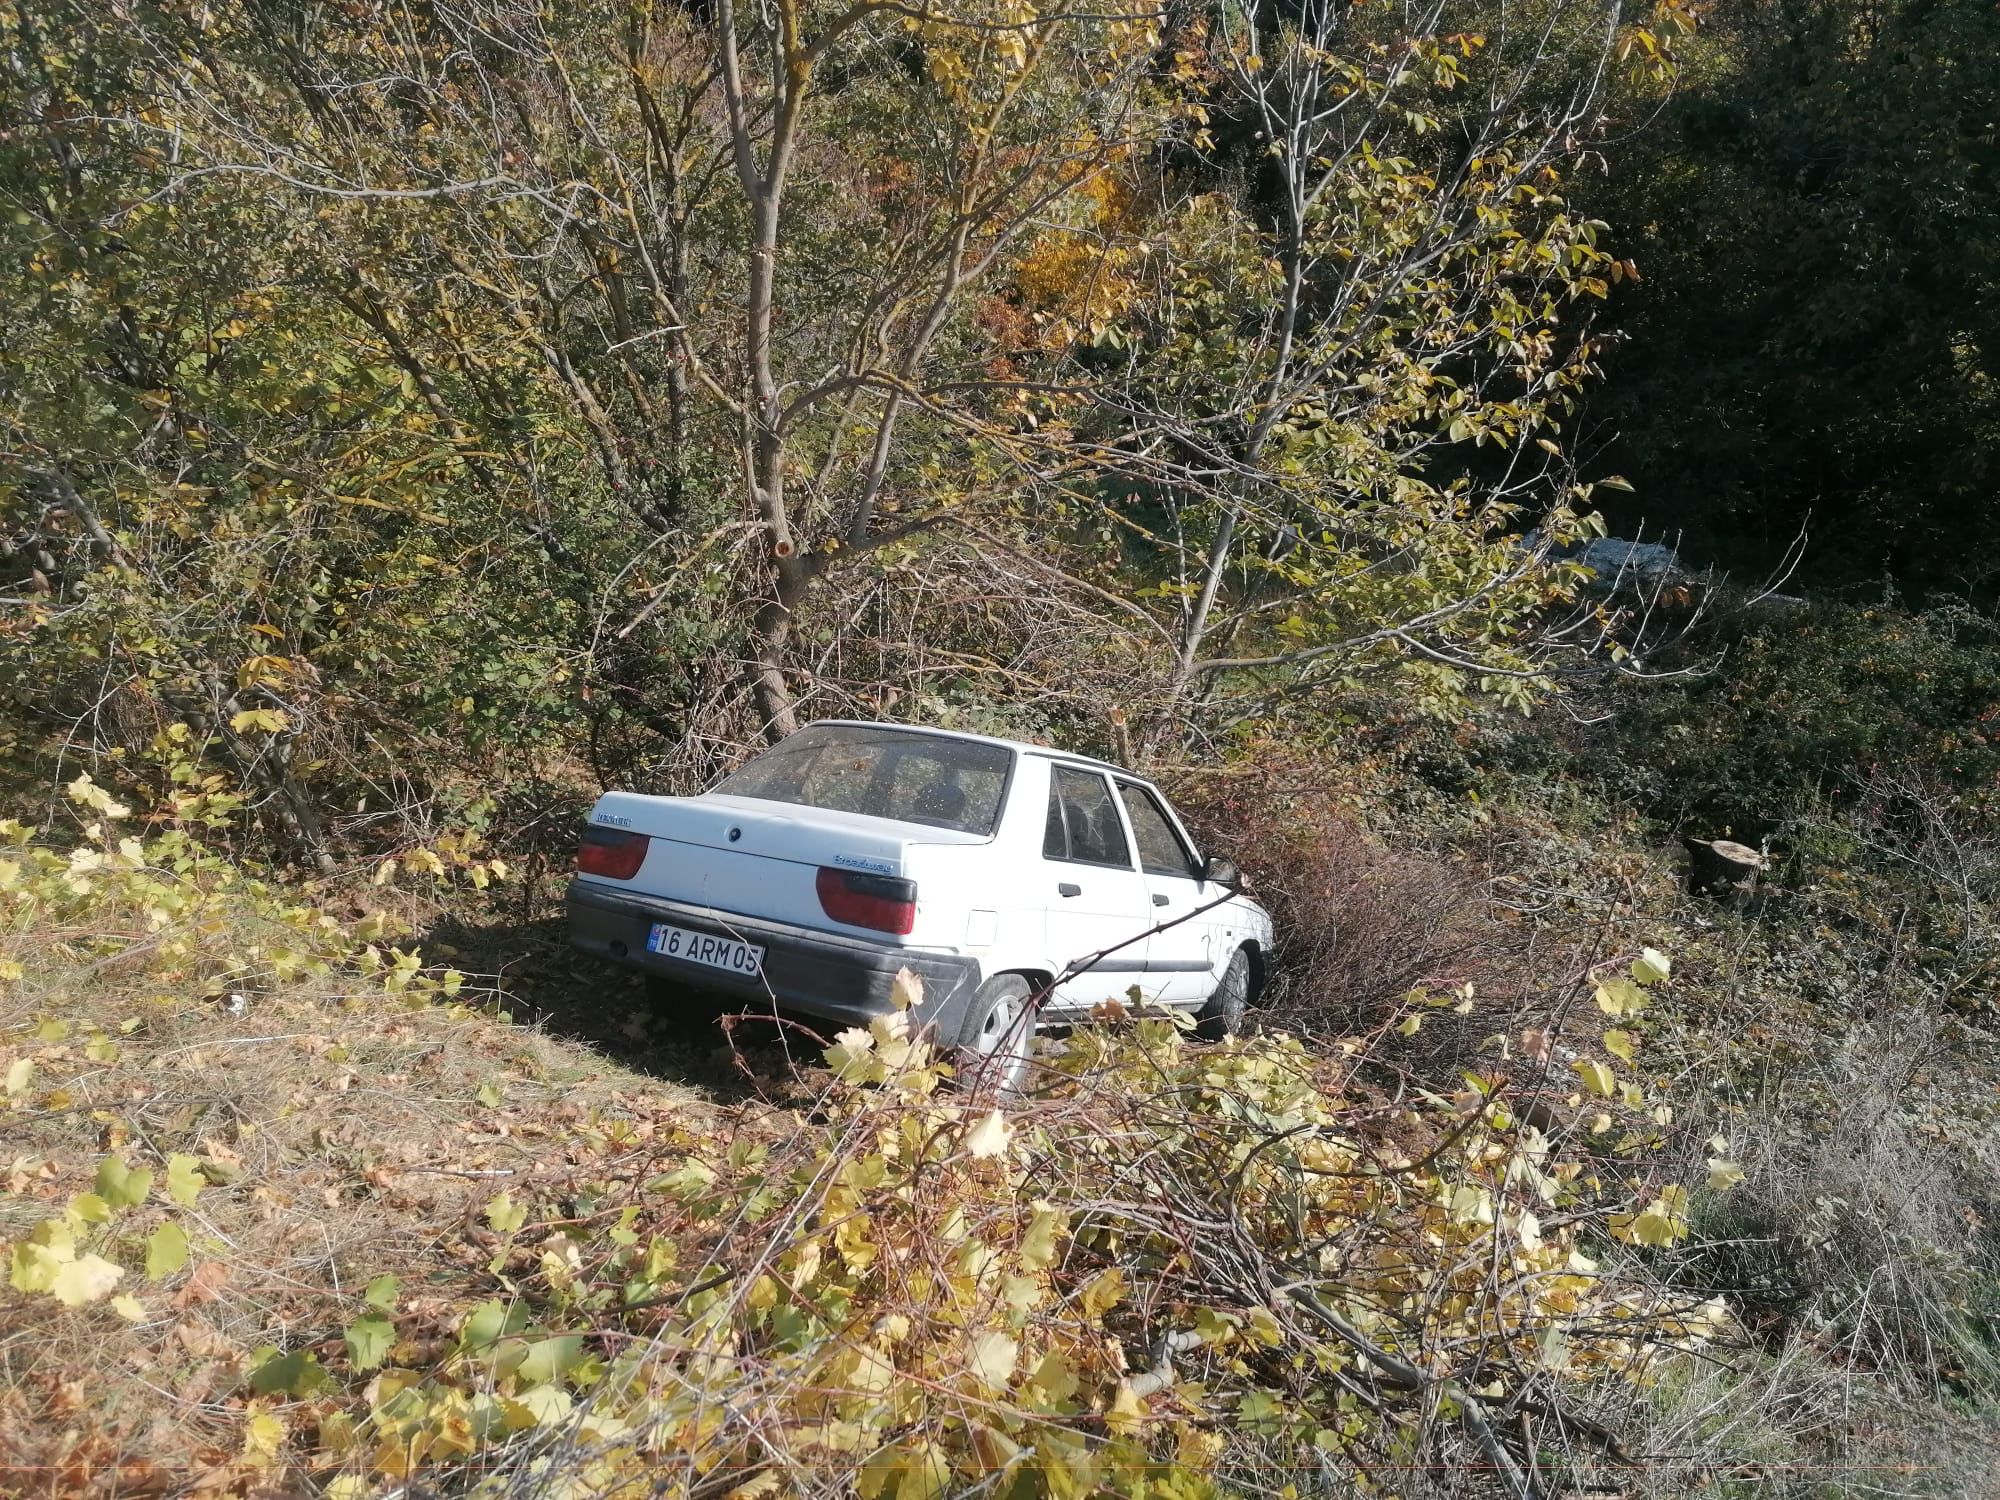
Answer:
1116 779 1216 1004
1040 763 1156 1010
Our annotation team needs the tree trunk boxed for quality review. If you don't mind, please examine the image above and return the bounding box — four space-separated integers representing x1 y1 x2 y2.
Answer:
748 577 803 743
1682 835 1764 898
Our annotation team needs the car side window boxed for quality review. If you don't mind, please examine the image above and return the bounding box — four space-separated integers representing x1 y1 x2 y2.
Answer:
1118 782 1198 879
1044 766 1133 868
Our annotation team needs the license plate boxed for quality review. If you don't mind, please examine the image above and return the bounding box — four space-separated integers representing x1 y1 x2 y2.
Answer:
646 922 764 979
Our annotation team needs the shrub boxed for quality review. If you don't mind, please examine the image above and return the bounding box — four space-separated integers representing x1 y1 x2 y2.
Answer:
1557 599 2000 849
1165 743 1499 1032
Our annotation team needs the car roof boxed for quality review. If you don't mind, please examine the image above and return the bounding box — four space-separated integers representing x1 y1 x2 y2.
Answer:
806 719 1136 779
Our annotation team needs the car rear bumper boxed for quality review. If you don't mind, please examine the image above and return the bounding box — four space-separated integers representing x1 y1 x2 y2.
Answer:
565 878 983 1036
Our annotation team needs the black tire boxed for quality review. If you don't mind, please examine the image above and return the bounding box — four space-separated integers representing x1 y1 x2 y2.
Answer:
953 973 1037 1096
1196 948 1252 1041
644 973 729 1026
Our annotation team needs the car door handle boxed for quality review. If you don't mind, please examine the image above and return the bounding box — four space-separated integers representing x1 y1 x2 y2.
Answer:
1058 882 1082 898
1152 893 1170 906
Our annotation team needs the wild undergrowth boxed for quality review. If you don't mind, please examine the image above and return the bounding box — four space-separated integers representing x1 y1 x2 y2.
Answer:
2 776 1749 1498
1170 707 2000 1495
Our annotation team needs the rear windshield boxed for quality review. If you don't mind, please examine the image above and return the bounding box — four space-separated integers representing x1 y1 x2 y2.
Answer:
713 724 1013 835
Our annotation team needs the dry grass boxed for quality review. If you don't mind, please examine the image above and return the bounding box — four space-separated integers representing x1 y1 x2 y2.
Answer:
0 874 757 1496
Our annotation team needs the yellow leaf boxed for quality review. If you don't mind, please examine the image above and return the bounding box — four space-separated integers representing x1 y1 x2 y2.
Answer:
1245 1305 1283 1347
1446 1183 1493 1226
4 1057 31 1096
964 1109 1012 1160
111 1293 147 1322
884 1443 950 1500
1017 1200 1065 1271
1395 1013 1422 1036
1614 1187 1691 1248
1601 1029 1636 1063
65 774 131 818
1594 979 1647 1016
485 1192 527 1235
51 1252 124 1306
228 708 290 735
1031 1349 1079 1400
1571 1058 1616 1097
509 1385 573 1426
846 1345 896 1395
1079 1265 1125 1317
10 1228 70 1294
965 1331 1018 1390
242 1408 286 1465
890 967 924 1011
1516 1210 1544 1251
1632 948 1671 984
1106 1380 1148 1435
824 1026 877 1082
1707 1158 1745 1191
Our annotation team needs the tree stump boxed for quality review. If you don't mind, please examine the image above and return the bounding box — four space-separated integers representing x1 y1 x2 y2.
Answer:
1682 835 1765 899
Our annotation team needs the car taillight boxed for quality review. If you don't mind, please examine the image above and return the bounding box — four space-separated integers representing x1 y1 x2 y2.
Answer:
575 826 649 880
816 867 917 935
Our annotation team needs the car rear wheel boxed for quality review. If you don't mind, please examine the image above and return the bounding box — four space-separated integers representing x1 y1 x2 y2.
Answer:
954 973 1037 1096
1196 948 1252 1041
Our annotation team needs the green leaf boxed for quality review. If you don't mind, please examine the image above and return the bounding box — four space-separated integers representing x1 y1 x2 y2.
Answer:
146 1221 190 1279
166 1153 206 1208
343 1313 395 1372
485 1192 526 1235
249 1345 326 1396
95 1156 154 1209
363 1273 399 1311
515 1334 585 1386
475 1081 503 1108
459 1299 513 1351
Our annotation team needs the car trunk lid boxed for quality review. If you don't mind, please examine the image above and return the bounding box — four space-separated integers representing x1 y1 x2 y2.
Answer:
579 791 981 938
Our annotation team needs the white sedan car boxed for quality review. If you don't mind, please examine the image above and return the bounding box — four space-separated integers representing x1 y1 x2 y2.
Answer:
567 721 1272 1084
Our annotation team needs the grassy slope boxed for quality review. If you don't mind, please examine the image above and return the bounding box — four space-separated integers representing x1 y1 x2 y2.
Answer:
0 859 801 1495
